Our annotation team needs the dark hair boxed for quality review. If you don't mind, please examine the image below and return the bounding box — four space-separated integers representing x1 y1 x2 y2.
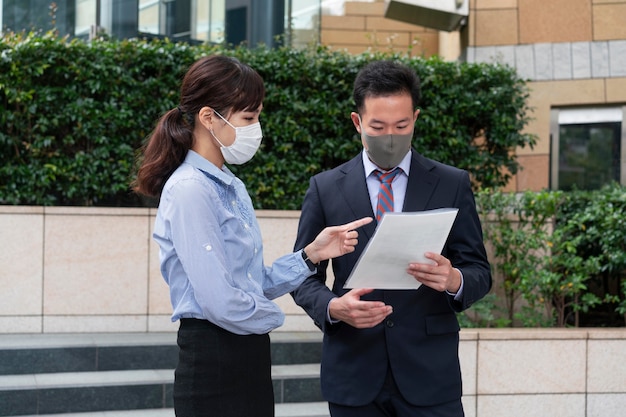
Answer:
132 55 265 197
353 60 421 114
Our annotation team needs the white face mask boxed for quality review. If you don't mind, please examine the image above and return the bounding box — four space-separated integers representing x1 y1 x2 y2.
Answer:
211 110 263 165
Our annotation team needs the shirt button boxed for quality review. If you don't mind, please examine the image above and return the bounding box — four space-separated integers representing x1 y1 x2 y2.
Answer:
247 273 252 279
231 200 236 206
385 320 394 328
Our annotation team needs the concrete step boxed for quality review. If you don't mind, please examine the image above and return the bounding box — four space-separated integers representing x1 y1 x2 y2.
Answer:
11 401 330 417
0 332 323 375
0 332 325 416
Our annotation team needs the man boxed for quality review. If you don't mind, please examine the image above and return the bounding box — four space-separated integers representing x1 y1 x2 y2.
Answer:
291 60 492 417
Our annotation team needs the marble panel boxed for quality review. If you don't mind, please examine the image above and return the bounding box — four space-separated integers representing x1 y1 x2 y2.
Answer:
477 339 586 394
552 42 572 80
0 316 42 333
590 41 610 78
0 212 44 315
43 315 148 333
478 394 585 417
43 211 149 316
534 43 554 80
571 42 592 79
608 40 626 77
459 337 478 396
587 393 626 417
587 339 626 392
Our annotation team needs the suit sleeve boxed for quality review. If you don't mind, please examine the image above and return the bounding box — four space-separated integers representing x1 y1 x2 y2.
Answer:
290 176 337 332
445 170 492 312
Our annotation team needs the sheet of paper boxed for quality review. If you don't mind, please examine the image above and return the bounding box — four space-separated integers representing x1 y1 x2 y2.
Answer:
344 208 459 290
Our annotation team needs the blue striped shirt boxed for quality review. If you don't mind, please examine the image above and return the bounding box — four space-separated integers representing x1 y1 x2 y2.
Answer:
153 150 312 335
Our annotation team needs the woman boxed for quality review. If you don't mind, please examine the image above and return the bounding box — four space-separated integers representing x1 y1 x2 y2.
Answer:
133 55 370 417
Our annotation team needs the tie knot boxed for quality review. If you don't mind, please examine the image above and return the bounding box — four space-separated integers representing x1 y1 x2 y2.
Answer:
374 167 401 184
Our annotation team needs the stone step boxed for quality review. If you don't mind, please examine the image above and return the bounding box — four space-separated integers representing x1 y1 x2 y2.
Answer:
0 364 322 415
11 401 330 417
0 332 323 375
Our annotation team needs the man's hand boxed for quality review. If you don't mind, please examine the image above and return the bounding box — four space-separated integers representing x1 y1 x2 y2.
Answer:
406 252 461 293
328 288 393 328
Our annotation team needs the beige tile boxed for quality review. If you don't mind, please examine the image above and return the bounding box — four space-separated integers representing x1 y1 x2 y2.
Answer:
587 394 626 417
477 328 588 340
322 29 411 46
321 15 365 31
606 77 626 102
478 394 586 417
474 9 519 46
148 315 178 333
593 4 626 40
587 339 626 392
475 0 518 9
413 31 439 57
0 316 42 333
588 328 626 339
43 315 148 332
0 213 44 315
460 338 478 395
345 1 386 16
477 339 586 394
43 212 150 315
366 16 428 32
519 0 592 43
515 154 550 191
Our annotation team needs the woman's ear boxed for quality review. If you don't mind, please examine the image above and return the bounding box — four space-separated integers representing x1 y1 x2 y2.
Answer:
197 106 214 131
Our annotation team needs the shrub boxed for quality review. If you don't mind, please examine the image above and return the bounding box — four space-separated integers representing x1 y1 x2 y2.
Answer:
0 32 535 208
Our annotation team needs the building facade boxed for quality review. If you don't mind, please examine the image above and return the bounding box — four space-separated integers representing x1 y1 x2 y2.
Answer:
2 0 625 192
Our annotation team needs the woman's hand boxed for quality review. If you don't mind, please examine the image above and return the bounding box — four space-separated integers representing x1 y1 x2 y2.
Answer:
304 217 373 264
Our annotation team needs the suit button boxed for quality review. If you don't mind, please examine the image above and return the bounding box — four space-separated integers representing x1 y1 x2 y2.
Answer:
385 320 394 327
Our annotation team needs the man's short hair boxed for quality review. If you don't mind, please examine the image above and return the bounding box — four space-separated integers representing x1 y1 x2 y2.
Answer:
353 60 421 113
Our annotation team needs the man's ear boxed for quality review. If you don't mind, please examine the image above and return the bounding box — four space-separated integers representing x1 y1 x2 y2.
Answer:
414 108 421 121
350 112 362 133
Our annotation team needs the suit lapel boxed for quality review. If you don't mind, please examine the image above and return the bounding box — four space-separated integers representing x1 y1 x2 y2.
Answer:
403 150 440 212
336 156 377 239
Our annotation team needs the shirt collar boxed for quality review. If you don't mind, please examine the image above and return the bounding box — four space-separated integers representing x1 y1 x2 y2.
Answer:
184 150 235 185
361 149 412 177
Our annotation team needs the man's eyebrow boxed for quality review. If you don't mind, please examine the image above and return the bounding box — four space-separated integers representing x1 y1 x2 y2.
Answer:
368 117 411 124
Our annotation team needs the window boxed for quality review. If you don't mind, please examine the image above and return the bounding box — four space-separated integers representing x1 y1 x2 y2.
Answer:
550 107 626 191
138 0 224 43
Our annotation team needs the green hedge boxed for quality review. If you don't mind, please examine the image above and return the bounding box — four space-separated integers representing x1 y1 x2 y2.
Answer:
0 32 535 208
466 183 626 328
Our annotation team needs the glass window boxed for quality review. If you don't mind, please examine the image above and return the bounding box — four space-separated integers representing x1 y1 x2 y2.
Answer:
192 0 224 43
75 0 97 37
139 0 160 34
551 107 625 191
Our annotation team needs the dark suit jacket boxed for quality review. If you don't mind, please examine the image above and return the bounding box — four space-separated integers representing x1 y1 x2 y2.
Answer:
291 150 492 407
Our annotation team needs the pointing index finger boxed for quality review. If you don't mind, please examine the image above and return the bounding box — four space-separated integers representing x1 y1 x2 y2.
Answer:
342 217 373 231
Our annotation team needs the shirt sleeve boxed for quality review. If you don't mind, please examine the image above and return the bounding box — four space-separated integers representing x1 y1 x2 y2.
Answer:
162 176 289 335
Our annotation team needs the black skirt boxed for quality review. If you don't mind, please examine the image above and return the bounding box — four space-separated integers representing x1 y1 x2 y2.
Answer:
173 318 274 417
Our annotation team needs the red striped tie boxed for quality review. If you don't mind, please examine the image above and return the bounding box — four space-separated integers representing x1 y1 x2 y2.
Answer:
374 168 401 221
